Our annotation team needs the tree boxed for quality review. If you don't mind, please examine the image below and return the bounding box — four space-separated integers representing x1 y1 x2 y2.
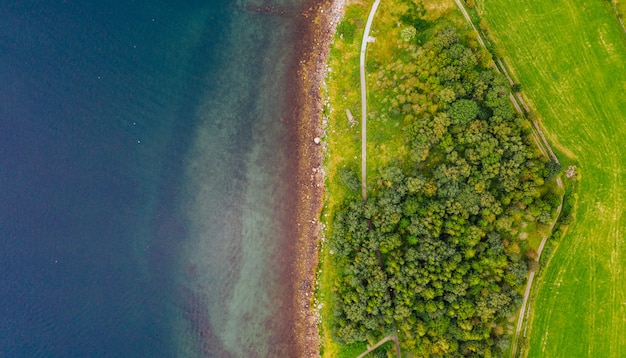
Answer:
438 87 457 104
525 249 538 261
546 160 562 179
448 99 479 125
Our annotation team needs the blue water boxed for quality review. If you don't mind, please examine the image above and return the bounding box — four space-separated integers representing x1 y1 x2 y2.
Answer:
0 0 306 356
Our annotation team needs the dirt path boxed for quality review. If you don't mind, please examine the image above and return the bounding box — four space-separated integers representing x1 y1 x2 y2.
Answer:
454 0 485 47
453 1 565 356
356 336 394 358
359 0 381 200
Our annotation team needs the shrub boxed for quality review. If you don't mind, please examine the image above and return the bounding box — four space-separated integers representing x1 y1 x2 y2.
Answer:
338 167 361 193
400 26 417 42
337 20 357 44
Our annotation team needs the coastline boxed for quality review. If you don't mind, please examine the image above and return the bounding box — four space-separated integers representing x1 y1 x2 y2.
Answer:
289 0 343 356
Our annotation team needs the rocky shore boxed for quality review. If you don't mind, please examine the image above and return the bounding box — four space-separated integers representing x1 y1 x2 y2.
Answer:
287 0 343 356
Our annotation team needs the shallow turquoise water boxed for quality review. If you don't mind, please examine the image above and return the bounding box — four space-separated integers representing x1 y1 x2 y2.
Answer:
174 4 305 356
0 0 308 356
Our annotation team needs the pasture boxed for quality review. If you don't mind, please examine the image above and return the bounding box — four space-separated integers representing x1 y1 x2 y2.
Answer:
476 0 626 356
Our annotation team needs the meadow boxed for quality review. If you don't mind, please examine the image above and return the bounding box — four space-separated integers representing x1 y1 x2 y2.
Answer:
476 0 626 356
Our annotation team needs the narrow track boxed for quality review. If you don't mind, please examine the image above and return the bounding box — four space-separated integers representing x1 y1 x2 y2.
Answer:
356 336 394 358
359 0 381 201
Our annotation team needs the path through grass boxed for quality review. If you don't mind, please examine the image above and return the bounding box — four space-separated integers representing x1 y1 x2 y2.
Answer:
476 0 626 356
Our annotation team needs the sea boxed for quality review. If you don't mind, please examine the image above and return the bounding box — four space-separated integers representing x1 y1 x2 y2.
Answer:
0 0 310 356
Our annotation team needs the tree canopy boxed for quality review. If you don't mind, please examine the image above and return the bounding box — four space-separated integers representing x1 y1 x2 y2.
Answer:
328 26 560 356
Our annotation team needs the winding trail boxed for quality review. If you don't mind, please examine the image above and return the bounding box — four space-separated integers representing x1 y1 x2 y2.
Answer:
360 0 381 201
453 1 565 356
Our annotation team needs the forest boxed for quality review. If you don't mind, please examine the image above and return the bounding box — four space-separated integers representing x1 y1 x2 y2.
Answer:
327 20 562 356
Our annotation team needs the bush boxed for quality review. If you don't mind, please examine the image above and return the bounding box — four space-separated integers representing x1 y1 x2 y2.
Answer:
337 20 357 44
400 26 417 42
545 160 562 178
337 341 368 358
339 167 361 192
536 211 553 224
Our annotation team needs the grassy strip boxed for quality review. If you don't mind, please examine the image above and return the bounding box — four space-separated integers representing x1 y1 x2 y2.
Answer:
316 3 368 356
476 0 626 356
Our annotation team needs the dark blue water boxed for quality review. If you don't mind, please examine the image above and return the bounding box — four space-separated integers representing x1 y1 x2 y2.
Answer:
0 0 306 356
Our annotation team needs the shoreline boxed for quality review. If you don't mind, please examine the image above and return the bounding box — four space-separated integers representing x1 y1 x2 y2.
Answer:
289 0 344 356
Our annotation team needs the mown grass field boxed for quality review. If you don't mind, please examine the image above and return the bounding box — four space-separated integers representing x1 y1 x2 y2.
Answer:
476 0 626 356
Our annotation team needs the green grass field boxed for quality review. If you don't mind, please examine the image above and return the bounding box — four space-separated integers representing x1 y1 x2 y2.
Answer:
476 0 626 356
